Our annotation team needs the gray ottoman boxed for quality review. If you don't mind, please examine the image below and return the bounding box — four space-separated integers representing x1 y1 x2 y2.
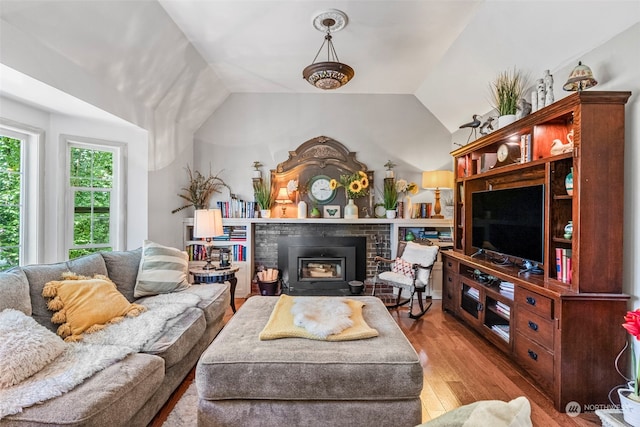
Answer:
196 296 423 427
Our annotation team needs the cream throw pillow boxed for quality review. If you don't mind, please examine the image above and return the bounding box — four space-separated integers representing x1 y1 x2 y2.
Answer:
0 308 67 388
134 240 190 298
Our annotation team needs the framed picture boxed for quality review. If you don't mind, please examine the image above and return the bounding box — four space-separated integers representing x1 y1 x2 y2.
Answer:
323 205 340 218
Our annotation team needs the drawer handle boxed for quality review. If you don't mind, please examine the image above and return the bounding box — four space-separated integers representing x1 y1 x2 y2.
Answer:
526 296 536 306
448 277 453 282
527 350 538 361
447 262 453 267
528 321 539 331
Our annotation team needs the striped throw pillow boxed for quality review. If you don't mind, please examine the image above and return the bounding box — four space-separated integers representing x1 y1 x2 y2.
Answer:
134 240 190 298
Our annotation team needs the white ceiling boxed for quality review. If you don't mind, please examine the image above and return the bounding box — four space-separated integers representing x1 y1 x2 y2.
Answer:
1 1 639 133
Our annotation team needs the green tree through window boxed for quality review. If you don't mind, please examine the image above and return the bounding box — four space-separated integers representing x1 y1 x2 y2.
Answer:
0 136 22 270
69 146 113 259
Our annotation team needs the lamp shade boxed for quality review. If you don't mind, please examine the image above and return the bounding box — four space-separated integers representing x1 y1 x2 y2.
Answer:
563 61 598 92
276 187 292 203
422 170 454 189
193 209 223 238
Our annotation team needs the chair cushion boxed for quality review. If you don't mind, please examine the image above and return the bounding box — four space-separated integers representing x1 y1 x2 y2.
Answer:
379 271 414 288
101 248 142 302
134 240 190 298
0 268 31 315
400 242 439 285
392 257 415 279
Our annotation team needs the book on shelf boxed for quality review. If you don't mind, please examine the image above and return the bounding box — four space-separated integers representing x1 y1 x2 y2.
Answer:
555 248 573 284
495 301 511 318
491 324 510 342
217 199 257 219
520 134 532 163
466 287 480 300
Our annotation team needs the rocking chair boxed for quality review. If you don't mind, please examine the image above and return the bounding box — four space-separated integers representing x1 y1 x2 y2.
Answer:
372 240 439 319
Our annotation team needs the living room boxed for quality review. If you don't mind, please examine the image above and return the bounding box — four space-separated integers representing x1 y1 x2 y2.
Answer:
1 1 639 426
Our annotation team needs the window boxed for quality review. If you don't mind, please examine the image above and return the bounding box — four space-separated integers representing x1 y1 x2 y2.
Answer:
0 123 43 270
0 134 22 270
66 136 126 259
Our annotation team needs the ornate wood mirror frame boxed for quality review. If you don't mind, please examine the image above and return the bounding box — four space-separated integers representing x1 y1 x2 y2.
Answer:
269 136 374 217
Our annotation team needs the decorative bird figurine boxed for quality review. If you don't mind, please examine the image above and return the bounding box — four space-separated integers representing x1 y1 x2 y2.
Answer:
479 117 495 135
550 139 574 156
459 114 481 143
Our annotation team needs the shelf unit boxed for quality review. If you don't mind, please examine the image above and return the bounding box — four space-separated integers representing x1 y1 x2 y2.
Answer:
183 218 252 297
444 91 631 411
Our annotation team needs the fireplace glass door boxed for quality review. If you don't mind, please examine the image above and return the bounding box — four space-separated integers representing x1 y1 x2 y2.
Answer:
298 258 345 282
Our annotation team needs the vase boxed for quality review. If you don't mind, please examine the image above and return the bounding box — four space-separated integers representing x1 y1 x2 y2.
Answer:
544 70 554 105
536 78 546 109
531 90 538 112
344 199 358 219
564 221 573 239
297 200 307 218
497 114 516 128
386 210 396 219
260 209 271 218
619 389 640 426
565 167 573 196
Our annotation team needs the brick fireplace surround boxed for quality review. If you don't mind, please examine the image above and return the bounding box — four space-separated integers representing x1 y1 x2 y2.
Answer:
252 222 393 295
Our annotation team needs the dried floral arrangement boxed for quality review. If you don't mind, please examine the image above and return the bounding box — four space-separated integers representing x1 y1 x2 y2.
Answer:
171 165 229 213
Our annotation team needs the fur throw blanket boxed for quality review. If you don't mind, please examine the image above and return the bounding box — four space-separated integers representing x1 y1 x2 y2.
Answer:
0 292 201 419
291 297 353 338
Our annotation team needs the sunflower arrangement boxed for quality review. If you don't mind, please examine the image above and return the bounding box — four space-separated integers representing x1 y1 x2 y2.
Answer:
330 171 369 199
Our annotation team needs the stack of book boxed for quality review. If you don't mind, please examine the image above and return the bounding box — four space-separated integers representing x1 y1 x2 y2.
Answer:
499 282 515 299
555 248 573 284
491 324 510 342
466 287 480 301
438 230 453 242
495 301 511 318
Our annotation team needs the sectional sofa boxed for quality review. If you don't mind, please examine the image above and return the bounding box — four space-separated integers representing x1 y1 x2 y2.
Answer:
0 248 230 426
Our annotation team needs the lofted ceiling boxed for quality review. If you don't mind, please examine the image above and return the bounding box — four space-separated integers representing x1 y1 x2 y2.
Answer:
1 0 639 134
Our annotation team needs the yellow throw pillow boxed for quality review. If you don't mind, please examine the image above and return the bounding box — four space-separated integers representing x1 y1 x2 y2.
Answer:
42 273 146 342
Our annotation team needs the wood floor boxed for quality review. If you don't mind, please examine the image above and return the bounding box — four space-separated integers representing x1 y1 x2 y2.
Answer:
150 298 605 426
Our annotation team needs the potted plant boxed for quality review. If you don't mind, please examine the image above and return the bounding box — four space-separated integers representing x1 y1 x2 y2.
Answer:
172 165 228 213
620 309 640 425
253 177 274 218
490 68 526 128
383 179 398 219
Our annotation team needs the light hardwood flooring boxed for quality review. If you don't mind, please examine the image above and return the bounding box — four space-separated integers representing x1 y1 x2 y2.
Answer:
150 298 604 426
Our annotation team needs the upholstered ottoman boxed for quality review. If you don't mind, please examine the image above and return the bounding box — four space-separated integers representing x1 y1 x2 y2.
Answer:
196 296 423 427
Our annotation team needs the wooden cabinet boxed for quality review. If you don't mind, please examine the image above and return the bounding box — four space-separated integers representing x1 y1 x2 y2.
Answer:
444 91 631 411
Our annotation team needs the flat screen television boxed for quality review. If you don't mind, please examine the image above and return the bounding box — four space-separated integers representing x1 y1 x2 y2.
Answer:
471 185 545 264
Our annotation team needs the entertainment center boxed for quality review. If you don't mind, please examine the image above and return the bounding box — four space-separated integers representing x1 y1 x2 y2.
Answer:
442 91 631 411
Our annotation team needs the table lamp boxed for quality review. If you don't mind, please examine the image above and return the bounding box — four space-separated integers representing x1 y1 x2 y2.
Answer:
275 187 293 217
422 170 454 219
193 208 224 270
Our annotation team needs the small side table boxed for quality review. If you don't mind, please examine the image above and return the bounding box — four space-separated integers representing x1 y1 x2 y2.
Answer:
190 265 240 313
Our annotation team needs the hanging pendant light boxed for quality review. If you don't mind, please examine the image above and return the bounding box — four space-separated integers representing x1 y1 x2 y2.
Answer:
302 9 354 90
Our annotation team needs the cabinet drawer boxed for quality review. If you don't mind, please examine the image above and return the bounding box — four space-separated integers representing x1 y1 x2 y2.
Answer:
443 257 458 272
515 332 554 383
516 288 553 319
516 309 554 350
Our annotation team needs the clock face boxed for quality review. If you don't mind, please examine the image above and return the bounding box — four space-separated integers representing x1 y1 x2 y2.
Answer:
308 175 336 205
497 144 510 162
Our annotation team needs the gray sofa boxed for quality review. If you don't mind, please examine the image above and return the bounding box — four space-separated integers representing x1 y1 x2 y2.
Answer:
0 249 230 427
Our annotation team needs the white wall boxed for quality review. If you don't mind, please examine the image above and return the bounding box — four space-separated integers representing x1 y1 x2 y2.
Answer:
194 93 452 207
0 96 149 261
450 23 640 302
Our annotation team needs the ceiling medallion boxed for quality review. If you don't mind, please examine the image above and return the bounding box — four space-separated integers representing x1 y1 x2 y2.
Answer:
302 9 354 90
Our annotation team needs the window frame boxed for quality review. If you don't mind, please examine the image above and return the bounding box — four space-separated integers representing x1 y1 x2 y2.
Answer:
0 120 45 267
63 135 127 259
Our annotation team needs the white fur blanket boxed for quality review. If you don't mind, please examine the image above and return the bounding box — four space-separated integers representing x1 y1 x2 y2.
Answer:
291 297 353 338
0 292 201 419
